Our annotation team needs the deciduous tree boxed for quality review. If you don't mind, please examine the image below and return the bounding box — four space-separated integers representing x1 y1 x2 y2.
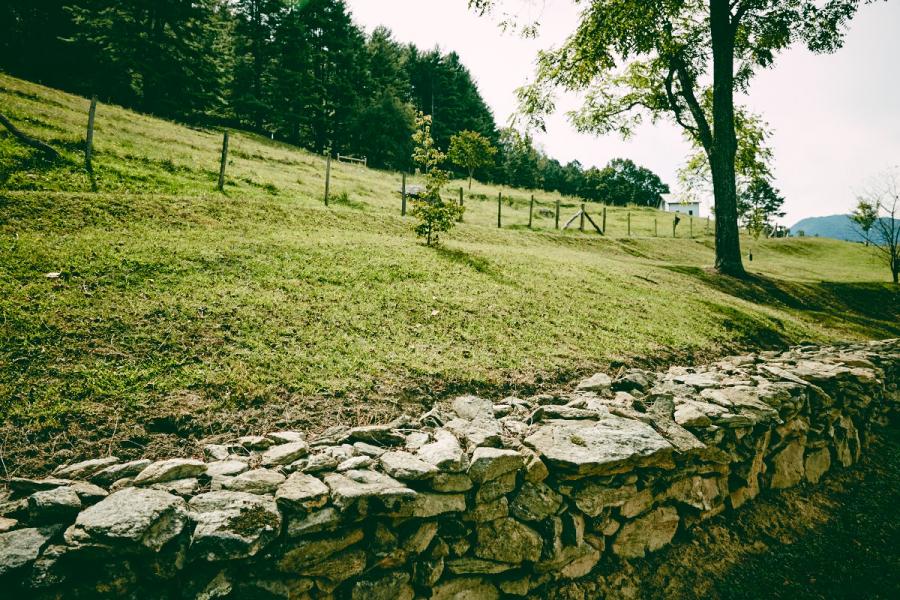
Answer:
471 0 877 276
449 130 498 189
411 113 464 246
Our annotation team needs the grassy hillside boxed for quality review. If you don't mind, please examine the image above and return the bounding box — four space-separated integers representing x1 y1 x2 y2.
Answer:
1 73 897 475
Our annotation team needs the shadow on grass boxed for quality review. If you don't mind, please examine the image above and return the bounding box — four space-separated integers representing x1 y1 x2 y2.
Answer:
433 245 513 285
664 265 900 340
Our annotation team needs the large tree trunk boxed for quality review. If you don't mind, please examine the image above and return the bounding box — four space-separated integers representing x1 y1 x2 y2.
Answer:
709 0 745 277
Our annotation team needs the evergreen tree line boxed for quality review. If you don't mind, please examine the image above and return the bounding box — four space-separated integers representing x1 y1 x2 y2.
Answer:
0 0 670 206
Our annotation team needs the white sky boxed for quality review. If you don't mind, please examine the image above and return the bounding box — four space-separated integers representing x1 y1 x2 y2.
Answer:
346 0 900 225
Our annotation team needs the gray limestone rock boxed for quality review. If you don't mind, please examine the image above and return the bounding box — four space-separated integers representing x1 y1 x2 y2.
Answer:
222 469 286 495
475 518 542 563
133 459 207 486
418 430 467 472
524 417 673 478
91 460 152 486
612 506 680 558
53 457 120 480
324 470 416 512
261 441 310 467
189 491 281 561
66 487 188 551
468 447 523 483
275 473 329 511
380 451 439 481
28 486 82 523
351 572 414 600
510 481 562 522
0 526 59 577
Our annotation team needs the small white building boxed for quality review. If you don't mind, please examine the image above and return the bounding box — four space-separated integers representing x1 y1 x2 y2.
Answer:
659 193 701 217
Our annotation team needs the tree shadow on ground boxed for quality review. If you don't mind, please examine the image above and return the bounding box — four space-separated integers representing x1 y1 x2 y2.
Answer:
663 265 900 340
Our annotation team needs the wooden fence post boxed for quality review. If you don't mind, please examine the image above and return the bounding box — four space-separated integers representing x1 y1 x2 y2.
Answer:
579 203 585 232
497 191 502 228
324 153 331 206
528 195 534 228
85 96 97 173
401 172 407 216
217 130 229 192
458 187 464 222
627 212 631 236
555 200 560 229
654 218 658 237
602 206 607 233
673 217 677 238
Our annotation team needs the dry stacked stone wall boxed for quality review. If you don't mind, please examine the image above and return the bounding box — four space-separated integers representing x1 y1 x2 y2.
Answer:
1 340 898 599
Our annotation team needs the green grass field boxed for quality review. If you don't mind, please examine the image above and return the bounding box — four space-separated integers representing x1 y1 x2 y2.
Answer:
1 73 897 475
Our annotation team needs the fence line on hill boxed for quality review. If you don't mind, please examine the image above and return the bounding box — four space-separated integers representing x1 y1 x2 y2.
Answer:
70 96 708 241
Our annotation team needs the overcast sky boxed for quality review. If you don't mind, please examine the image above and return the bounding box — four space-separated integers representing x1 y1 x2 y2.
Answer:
346 0 900 225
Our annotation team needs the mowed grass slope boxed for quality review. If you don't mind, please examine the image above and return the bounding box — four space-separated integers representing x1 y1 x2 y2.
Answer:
1 74 897 475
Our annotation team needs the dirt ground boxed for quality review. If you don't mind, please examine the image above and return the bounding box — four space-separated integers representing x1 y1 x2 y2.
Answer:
626 425 900 600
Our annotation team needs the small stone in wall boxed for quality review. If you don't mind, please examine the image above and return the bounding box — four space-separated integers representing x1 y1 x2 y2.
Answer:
285 506 343 537
804 447 831 484
770 439 806 489
205 460 249 478
324 470 416 513
0 526 60 577
28 487 82 523
452 395 494 420
261 441 309 466
237 435 273 450
475 518 543 563
223 469 286 495
275 473 329 511
351 571 414 600
611 506 680 559
133 459 207 486
510 481 563 522
468 447 524 483
380 451 440 481
576 372 613 393
431 473 474 493
278 527 363 571
53 457 120 480
431 576 500 600
474 471 517 504
418 430 467 472
189 491 282 561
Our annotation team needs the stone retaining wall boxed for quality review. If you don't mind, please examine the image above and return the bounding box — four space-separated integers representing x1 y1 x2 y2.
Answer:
1 340 898 599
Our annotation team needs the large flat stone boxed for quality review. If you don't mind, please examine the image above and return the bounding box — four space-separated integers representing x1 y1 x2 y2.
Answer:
324 470 416 513
523 417 674 478
66 487 188 551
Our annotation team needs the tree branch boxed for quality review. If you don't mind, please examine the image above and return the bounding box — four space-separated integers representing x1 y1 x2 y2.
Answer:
673 58 714 154
664 64 700 141
0 112 61 160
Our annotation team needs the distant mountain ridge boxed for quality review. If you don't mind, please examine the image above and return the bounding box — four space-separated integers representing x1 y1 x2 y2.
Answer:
790 214 864 242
